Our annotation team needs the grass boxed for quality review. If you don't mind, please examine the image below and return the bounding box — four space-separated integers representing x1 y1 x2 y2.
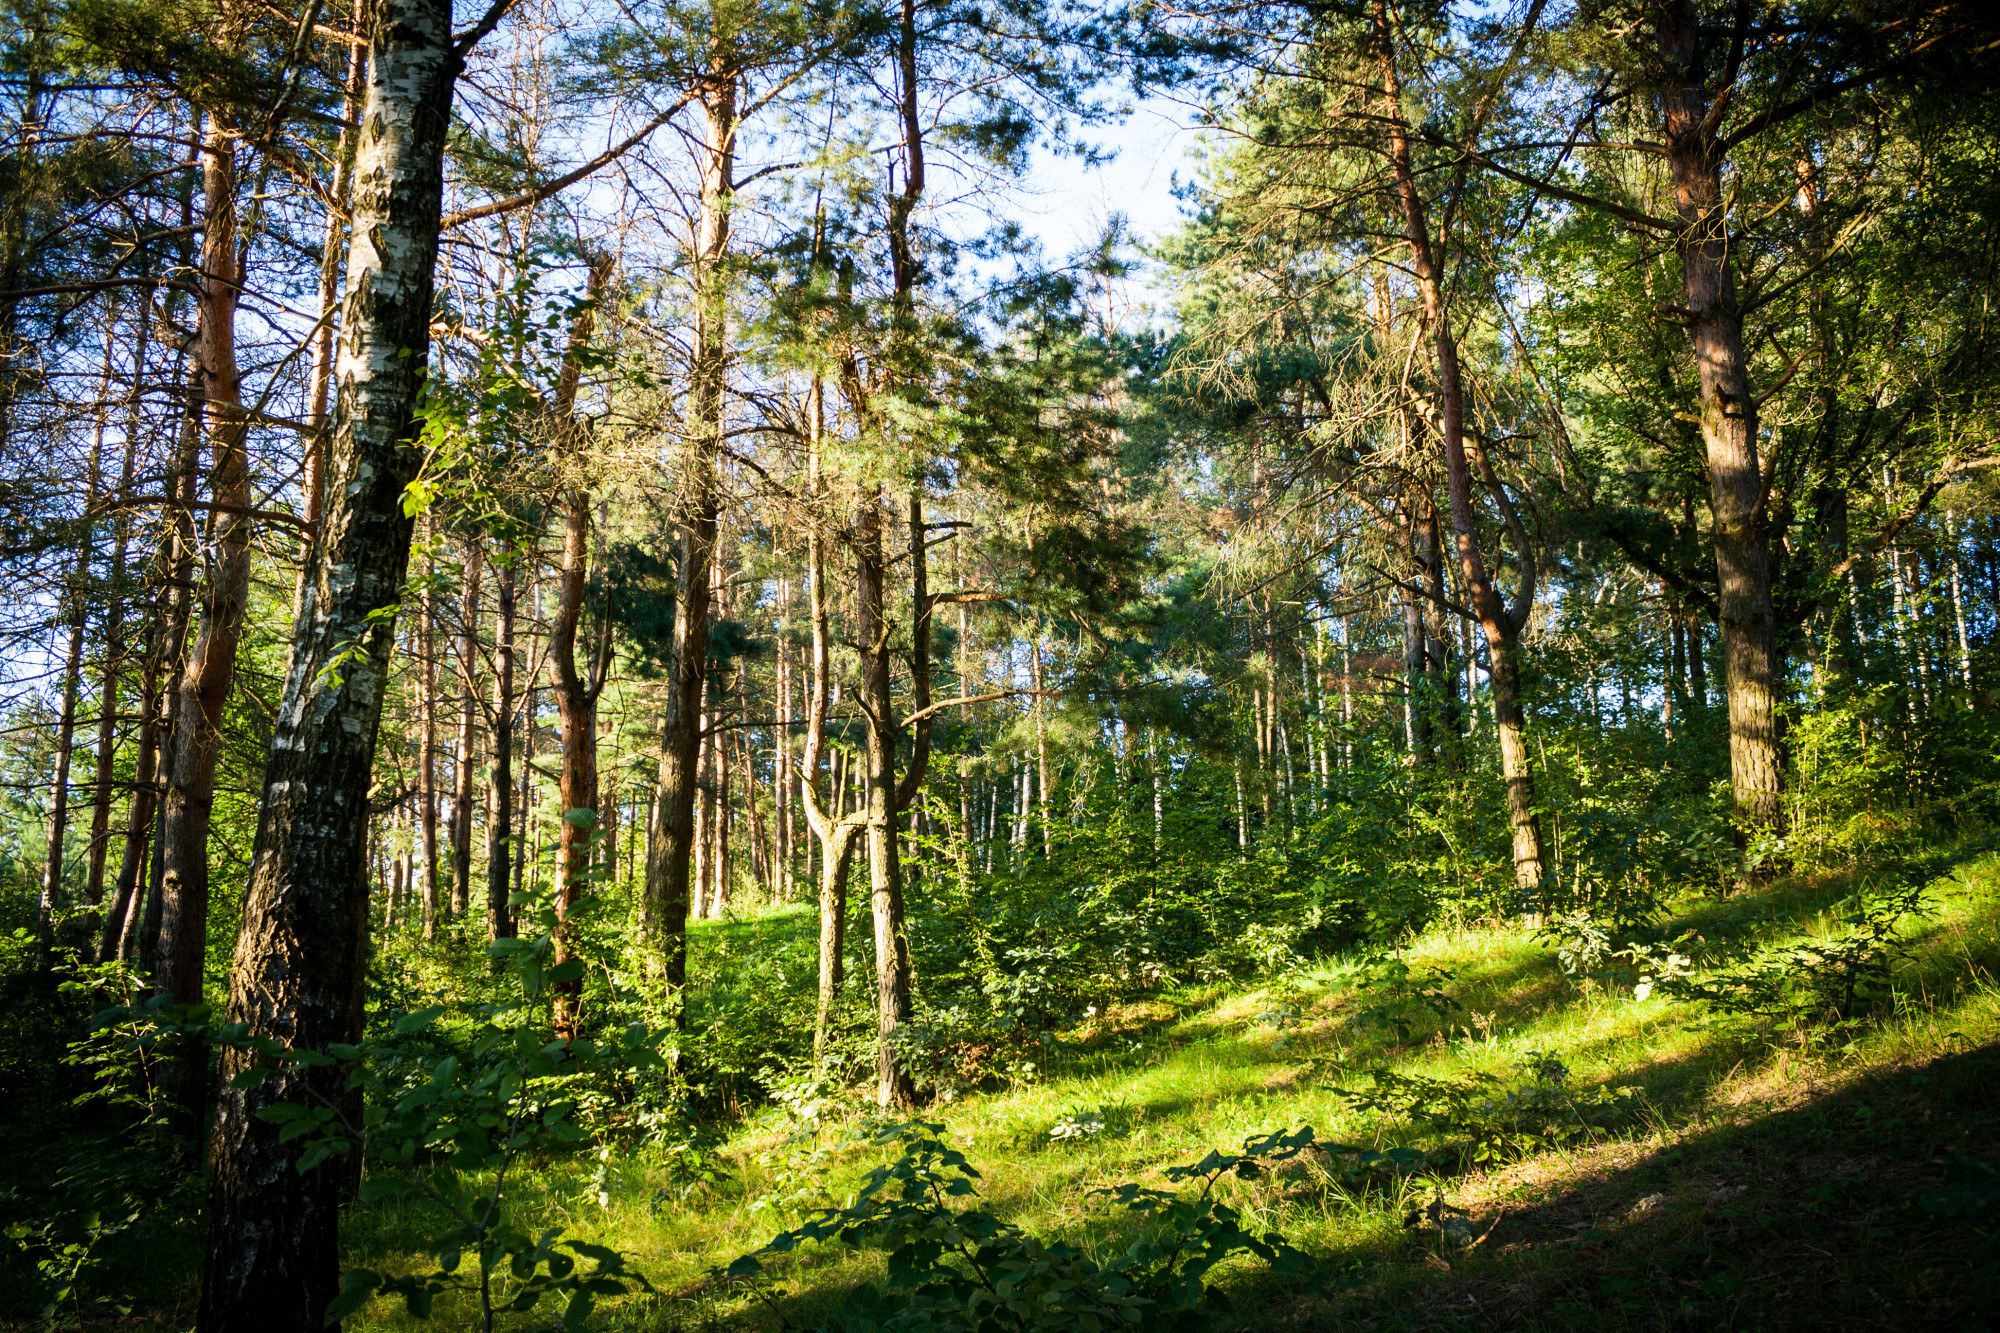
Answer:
21 846 1998 1332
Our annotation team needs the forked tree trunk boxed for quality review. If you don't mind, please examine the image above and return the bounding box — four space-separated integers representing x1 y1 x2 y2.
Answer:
549 256 610 1035
201 0 456 1321
797 378 865 1059
156 116 254 1008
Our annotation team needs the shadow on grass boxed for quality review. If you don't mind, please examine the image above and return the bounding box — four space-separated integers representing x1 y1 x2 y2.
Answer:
1255 1039 2000 1332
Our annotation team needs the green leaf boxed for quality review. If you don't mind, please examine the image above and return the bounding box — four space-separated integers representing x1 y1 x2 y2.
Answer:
394 1006 447 1034
323 1270 379 1326
357 1177 416 1203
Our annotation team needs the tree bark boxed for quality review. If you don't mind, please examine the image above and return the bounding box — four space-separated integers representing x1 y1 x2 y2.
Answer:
549 255 610 1034
1375 0 1545 890
156 115 254 1007
487 553 516 941
417 534 440 939
641 62 735 1016
1655 0 1784 832
199 0 456 1321
451 542 481 917
855 491 914 1107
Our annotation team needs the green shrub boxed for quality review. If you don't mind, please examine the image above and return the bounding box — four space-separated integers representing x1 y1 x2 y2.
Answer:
729 1121 1317 1330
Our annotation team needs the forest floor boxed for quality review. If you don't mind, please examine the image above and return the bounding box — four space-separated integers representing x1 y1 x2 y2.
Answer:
356 843 1998 1332
50 845 2000 1332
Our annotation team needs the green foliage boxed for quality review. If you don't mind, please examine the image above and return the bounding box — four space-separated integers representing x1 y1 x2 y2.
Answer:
227 812 661 1331
0 959 200 1328
729 1121 1315 1331
1329 1053 1639 1168
1652 884 1929 1041
1339 954 1463 1045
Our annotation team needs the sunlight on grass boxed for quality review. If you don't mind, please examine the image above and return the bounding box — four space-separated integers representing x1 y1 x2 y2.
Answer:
343 849 2000 1331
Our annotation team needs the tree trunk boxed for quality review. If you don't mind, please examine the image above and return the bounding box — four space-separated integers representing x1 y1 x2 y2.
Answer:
1400 547 1427 762
137 316 205 977
1488 637 1546 903
1655 0 1783 832
1375 0 1545 889
799 379 865 1059
856 491 914 1108
156 116 253 1008
37 328 113 967
451 542 482 917
549 255 609 1035
100 581 168 964
642 66 735 1016
487 554 516 941
775 576 792 900
200 0 456 1320
85 306 150 928
418 535 440 940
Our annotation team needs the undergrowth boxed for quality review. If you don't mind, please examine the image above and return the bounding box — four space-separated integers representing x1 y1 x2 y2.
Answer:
302 840 2000 1332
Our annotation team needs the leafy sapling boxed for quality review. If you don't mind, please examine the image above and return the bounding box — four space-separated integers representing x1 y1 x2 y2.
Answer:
728 1121 1318 1330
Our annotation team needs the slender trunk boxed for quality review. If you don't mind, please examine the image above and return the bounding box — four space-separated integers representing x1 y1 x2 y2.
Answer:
100 572 169 965
38 326 114 965
775 575 792 900
299 0 364 565
200 0 457 1319
86 305 151 925
138 309 205 977
516 667 533 904
418 536 439 939
488 555 516 941
642 65 736 1019
1400 555 1426 762
799 377 865 1058
1656 0 1783 831
1030 641 1049 855
1149 731 1162 849
1376 0 1544 887
1420 503 1459 752
1949 513 1974 691
856 491 914 1107
1341 614 1354 767
451 543 482 916
157 116 254 1007
548 255 609 1034
1234 761 1248 849
713 686 731 917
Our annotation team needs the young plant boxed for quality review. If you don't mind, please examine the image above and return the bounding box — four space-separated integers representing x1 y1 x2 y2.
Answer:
728 1121 1317 1330
1652 883 1928 1041
1330 1053 1637 1167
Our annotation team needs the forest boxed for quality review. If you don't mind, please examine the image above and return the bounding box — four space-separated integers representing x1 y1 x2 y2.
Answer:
1 0 1999 1327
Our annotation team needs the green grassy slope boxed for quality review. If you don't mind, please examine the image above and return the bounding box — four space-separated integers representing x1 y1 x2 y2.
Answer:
342 848 2000 1333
